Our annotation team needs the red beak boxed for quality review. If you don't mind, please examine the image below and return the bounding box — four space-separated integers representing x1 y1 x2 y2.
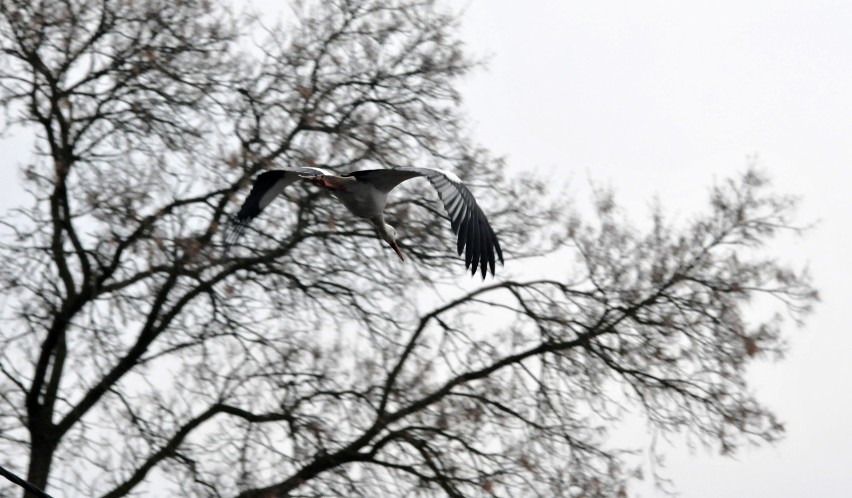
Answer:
390 240 405 261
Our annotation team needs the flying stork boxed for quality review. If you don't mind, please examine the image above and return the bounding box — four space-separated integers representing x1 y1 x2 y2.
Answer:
227 166 504 278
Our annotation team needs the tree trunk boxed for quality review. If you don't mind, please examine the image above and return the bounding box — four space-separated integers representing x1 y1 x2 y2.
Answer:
24 431 56 498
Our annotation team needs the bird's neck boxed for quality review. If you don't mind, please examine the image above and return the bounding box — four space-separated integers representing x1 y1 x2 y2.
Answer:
369 215 391 239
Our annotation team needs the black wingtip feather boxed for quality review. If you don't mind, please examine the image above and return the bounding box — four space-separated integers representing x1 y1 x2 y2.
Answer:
468 212 481 276
491 223 504 266
457 205 471 257
223 219 247 257
486 222 501 272
408 167 505 277
485 223 496 276
479 227 489 279
465 203 479 273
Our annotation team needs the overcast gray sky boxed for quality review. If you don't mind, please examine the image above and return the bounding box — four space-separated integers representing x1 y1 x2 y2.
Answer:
1 1 849 496
457 1 851 497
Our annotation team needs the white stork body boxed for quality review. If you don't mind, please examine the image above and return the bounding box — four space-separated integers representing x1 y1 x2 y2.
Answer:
313 174 386 219
228 166 504 277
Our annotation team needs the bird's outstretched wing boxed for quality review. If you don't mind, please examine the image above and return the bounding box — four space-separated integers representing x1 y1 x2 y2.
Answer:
376 166 504 278
344 168 422 192
225 167 327 254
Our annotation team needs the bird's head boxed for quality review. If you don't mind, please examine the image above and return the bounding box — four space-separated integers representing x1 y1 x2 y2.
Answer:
381 223 405 262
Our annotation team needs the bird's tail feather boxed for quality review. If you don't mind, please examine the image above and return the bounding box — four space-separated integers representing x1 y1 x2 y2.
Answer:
223 219 247 257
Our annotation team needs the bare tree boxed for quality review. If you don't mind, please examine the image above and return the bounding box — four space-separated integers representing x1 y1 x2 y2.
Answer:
0 0 817 497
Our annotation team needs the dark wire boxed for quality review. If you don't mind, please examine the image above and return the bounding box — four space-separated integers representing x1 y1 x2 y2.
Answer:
0 464 53 498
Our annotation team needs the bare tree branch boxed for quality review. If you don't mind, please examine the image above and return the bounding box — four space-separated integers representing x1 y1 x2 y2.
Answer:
0 1 816 497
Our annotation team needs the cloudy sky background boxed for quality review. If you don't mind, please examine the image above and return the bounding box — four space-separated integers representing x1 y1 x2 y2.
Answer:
455 1 850 497
1 1 849 496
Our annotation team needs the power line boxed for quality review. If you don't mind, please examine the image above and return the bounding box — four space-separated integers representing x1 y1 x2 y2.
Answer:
0 464 53 498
